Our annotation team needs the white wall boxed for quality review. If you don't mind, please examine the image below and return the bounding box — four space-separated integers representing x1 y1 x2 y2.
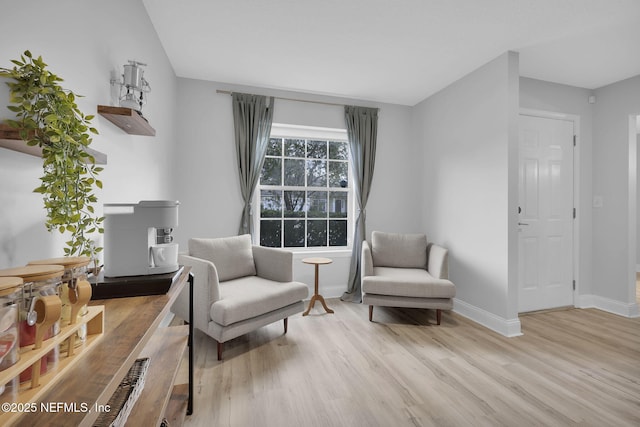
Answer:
174 78 416 298
519 78 594 297
637 131 640 270
3 3 633 323
592 75 640 314
0 0 177 269
412 52 521 335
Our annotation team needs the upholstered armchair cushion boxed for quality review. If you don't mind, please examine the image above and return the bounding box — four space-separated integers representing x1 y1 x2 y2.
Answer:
364 267 456 298
189 234 256 282
211 276 309 326
371 231 428 269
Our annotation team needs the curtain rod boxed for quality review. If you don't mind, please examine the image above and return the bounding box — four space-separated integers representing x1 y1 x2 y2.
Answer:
216 89 348 108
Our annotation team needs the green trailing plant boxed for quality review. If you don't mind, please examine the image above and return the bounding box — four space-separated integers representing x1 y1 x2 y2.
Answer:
0 50 104 264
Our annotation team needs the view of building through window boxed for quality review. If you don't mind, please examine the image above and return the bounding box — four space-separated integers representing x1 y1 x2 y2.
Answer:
258 132 351 248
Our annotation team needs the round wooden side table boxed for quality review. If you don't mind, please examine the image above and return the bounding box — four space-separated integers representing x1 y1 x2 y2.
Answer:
302 257 334 316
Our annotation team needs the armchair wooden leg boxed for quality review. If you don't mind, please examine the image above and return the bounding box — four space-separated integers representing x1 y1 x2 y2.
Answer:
436 309 442 325
284 317 288 334
369 305 373 322
217 341 223 361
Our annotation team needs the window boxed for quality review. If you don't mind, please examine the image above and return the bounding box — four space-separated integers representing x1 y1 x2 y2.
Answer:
256 124 351 249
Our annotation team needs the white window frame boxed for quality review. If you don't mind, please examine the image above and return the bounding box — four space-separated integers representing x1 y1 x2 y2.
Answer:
253 123 354 251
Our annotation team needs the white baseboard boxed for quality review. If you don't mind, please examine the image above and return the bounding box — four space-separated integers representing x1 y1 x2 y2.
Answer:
453 298 522 337
321 284 349 299
576 294 640 318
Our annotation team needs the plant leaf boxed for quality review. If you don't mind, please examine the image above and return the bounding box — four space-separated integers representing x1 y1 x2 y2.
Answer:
6 50 104 259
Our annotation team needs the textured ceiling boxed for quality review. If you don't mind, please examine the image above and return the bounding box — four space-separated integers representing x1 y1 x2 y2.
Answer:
143 0 640 105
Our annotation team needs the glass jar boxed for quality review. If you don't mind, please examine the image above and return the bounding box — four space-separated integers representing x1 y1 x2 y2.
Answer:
0 265 63 383
0 277 21 403
28 256 91 328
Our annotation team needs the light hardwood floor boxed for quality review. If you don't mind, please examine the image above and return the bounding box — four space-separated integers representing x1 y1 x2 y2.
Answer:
176 300 640 427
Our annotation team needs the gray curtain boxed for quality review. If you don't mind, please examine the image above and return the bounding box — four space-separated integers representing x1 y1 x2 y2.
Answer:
341 106 378 303
232 93 274 236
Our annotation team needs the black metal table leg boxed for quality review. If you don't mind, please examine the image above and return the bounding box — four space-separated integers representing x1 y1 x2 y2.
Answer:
187 272 194 415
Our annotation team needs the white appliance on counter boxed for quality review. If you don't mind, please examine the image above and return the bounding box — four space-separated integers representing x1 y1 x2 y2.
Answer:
104 200 179 277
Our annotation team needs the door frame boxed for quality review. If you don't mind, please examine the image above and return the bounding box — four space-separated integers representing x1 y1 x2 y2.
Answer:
519 108 581 310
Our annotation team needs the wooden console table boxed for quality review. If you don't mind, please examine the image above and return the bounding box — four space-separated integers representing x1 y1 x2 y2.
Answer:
13 267 193 426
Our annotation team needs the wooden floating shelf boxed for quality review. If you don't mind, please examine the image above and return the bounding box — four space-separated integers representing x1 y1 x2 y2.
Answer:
97 105 156 136
0 124 107 165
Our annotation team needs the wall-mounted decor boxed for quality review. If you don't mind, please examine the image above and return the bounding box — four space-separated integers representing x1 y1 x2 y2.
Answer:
110 60 151 115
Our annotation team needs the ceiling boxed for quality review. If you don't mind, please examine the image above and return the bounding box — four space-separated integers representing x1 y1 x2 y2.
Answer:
142 0 640 106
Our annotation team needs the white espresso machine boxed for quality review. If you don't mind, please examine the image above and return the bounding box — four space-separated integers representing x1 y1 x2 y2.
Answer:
104 200 180 277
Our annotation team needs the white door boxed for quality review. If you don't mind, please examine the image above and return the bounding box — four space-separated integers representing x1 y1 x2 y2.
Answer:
518 114 574 312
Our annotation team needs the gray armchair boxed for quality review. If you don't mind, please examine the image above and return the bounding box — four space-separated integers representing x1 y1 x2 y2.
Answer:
171 234 308 359
362 231 456 324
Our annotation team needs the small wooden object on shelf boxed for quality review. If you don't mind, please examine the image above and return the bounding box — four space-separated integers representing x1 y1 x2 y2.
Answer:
97 105 156 136
0 123 107 164
0 305 105 427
